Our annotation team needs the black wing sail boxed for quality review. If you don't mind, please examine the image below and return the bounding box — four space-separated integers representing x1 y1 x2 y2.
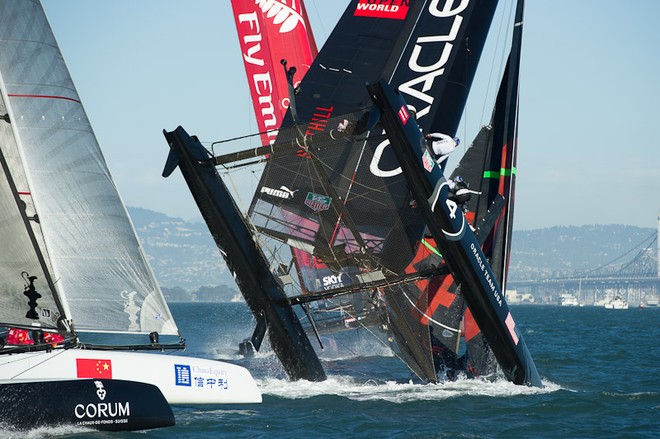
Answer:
247 0 500 383
250 0 500 275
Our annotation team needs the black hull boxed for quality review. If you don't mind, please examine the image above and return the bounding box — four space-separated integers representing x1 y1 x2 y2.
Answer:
163 127 326 382
0 379 174 431
368 80 542 387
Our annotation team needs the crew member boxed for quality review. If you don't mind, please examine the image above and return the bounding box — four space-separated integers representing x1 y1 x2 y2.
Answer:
425 133 460 170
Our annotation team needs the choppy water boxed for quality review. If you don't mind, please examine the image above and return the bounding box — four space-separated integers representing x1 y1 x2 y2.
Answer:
4 303 659 438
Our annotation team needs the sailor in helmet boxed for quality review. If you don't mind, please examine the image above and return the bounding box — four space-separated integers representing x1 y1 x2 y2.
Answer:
448 175 481 217
405 105 460 170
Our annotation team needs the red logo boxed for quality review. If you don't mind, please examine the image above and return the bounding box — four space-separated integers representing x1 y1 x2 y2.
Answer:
354 0 410 20
76 358 113 379
398 105 410 124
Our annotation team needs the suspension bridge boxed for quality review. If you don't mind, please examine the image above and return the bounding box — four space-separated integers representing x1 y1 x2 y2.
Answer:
507 229 659 306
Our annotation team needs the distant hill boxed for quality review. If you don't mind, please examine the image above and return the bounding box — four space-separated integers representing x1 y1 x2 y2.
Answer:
128 207 656 291
128 207 233 290
509 225 656 281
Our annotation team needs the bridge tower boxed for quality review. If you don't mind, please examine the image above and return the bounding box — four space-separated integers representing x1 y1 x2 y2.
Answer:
657 210 660 277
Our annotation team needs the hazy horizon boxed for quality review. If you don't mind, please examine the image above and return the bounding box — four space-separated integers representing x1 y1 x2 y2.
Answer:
42 0 660 229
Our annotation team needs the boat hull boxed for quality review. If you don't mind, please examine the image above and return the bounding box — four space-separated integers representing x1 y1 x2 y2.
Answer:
368 80 542 387
0 378 174 431
163 126 326 382
0 349 262 404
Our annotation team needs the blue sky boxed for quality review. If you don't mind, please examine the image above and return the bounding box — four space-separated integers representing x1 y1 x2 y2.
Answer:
41 1 660 230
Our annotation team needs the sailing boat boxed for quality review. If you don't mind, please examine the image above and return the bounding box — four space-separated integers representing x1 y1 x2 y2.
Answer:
228 0 384 339
0 0 261 406
0 378 175 431
165 0 541 386
239 0 508 384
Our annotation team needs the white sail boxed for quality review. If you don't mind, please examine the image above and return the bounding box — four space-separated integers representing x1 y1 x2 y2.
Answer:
0 0 177 336
0 141 62 331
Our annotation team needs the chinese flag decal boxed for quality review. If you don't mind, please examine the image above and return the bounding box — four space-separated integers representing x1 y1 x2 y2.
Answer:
76 358 112 379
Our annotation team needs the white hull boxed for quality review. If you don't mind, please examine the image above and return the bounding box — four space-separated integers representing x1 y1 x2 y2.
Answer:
0 348 261 405
604 299 629 310
559 294 579 307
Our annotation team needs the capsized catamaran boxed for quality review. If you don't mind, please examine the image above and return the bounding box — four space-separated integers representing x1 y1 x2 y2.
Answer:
0 0 261 407
242 0 506 383
236 0 534 384
160 1 328 383
165 0 541 386
233 1 383 335
230 0 368 343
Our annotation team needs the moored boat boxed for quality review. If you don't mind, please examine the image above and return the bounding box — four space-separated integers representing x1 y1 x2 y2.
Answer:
604 296 629 310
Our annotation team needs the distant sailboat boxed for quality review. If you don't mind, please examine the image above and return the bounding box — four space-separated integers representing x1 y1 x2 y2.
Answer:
0 0 260 407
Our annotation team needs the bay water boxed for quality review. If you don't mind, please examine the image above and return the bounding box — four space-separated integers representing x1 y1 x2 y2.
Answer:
10 303 659 438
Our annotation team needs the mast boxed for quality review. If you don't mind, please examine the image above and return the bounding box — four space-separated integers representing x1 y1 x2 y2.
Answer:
490 0 525 290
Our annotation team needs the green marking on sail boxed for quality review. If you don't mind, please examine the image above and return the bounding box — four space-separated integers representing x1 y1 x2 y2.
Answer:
421 238 442 257
483 167 516 179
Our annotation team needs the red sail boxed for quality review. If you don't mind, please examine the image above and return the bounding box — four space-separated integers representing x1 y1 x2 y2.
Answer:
231 0 318 146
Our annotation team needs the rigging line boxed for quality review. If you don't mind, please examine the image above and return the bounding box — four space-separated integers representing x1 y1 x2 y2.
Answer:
307 0 329 44
252 227 289 272
207 128 279 147
221 167 254 214
251 226 306 294
303 146 369 254
328 138 369 246
314 305 405 379
479 0 515 125
3 347 71 379
239 185 282 260
306 140 393 201
400 288 459 334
